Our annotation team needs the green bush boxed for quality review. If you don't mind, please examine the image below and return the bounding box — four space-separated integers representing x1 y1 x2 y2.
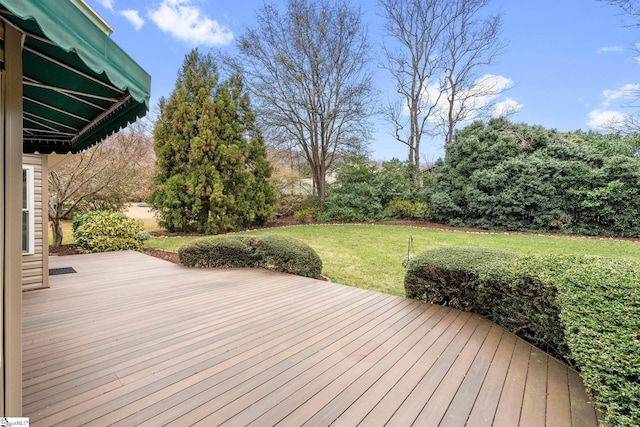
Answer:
73 210 144 253
430 119 640 237
404 247 640 426
404 247 518 313
320 157 419 223
384 200 431 220
178 234 322 278
178 235 258 268
293 207 319 223
254 235 322 278
405 249 572 359
71 210 104 234
490 256 572 358
276 194 308 217
385 200 417 219
555 257 640 426
136 231 151 241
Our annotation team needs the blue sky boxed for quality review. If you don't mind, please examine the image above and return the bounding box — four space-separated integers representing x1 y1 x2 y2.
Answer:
85 0 640 161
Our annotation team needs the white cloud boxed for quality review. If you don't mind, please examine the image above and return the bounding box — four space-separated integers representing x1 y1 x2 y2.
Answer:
432 74 520 123
398 74 521 131
492 98 523 118
587 109 626 131
120 9 145 31
97 0 115 11
597 46 623 54
471 74 515 105
602 83 640 106
148 0 234 46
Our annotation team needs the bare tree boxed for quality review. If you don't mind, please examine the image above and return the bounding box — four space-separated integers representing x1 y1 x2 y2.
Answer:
48 126 154 247
379 0 505 183
379 0 450 185
232 0 375 208
599 0 640 132
439 0 505 147
602 0 640 25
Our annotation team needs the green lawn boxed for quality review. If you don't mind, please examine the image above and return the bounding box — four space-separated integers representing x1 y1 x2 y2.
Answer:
146 224 640 296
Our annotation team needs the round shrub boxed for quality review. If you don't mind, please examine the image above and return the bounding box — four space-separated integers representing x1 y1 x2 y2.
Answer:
73 210 144 253
178 234 323 278
254 235 322 278
136 231 151 241
178 235 257 268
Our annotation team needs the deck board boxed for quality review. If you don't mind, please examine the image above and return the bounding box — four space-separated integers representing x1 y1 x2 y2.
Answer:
22 251 598 426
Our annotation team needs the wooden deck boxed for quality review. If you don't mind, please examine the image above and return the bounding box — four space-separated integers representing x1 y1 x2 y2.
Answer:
23 251 599 426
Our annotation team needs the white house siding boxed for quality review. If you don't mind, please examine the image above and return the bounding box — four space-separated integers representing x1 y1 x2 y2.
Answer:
22 153 49 291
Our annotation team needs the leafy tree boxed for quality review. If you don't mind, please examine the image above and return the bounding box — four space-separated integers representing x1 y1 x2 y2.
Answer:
233 0 376 208
48 127 154 247
150 49 277 234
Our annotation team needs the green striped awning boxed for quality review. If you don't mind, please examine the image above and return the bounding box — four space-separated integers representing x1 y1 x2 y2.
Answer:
0 0 151 153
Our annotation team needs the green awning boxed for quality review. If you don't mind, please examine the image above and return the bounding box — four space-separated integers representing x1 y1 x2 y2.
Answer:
0 0 151 153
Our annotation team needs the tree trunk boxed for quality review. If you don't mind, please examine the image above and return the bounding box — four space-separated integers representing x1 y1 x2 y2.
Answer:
50 217 63 248
413 140 421 187
313 167 326 210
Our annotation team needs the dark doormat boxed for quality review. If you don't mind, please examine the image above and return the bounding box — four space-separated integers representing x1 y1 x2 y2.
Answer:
49 267 77 276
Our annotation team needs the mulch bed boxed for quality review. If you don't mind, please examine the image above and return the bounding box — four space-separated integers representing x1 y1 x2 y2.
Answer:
142 248 180 264
49 243 181 265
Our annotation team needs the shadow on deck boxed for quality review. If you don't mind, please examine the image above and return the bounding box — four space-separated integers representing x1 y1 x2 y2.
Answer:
22 251 598 426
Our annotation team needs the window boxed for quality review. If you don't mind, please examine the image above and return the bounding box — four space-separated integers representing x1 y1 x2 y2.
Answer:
22 165 34 255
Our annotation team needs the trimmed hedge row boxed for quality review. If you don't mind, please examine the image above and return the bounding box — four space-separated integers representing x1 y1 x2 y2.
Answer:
404 247 640 426
178 234 322 278
404 247 518 313
555 257 640 427
72 210 144 253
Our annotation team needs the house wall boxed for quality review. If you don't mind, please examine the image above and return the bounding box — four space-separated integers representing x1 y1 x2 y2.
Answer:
22 154 49 291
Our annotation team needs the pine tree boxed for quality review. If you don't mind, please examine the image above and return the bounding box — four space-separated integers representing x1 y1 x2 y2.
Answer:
150 48 276 233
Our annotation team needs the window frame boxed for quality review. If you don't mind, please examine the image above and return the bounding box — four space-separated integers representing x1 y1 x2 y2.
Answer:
22 165 35 255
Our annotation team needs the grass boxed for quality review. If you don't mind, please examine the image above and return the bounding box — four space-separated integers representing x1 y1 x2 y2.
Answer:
146 224 640 296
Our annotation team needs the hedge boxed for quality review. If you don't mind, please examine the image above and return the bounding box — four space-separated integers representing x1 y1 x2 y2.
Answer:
72 210 144 253
555 257 640 426
404 246 518 314
254 235 323 278
177 235 257 268
178 234 322 278
404 247 640 426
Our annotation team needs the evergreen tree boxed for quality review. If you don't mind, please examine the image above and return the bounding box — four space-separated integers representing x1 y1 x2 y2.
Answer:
150 49 276 234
